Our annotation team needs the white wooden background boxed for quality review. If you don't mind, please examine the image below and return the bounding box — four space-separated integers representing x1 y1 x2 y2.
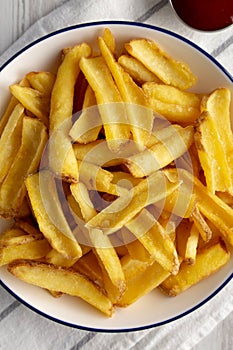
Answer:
0 0 232 349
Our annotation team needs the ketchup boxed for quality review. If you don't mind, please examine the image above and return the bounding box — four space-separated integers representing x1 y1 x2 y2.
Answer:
171 0 233 31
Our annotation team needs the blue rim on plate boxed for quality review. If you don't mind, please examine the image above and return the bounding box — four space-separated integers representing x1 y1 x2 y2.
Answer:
0 20 232 332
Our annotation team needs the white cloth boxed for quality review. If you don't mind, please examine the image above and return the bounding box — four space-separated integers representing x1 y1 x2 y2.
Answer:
0 1 232 349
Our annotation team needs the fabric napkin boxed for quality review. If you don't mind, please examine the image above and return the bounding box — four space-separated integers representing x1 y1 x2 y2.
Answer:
0 1 232 349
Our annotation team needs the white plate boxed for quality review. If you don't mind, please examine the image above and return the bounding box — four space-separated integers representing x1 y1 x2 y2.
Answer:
0 21 232 332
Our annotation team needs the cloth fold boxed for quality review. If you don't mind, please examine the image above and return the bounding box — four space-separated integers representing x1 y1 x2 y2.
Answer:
0 1 232 349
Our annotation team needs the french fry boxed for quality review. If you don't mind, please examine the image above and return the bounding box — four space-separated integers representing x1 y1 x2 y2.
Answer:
25 171 82 260
0 117 48 218
80 56 131 152
168 168 233 246
49 43 91 181
70 182 96 222
125 125 194 178
118 54 161 85
143 82 201 124
194 88 233 194
103 27 115 53
118 255 170 306
10 85 50 127
0 104 25 183
69 86 102 143
191 206 212 242
184 223 199 264
70 181 126 303
160 240 230 296
125 208 179 274
98 36 154 150
26 71 55 95
0 235 51 266
86 170 181 234
8 259 113 317
0 77 30 135
125 39 197 90
73 250 104 287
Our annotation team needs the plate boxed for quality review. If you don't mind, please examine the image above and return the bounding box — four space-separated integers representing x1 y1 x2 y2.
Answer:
0 21 232 332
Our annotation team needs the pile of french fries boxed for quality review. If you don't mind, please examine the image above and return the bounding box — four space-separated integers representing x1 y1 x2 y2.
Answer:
0 28 232 317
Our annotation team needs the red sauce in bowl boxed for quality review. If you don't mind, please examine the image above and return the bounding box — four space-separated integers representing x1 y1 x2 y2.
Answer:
170 0 233 31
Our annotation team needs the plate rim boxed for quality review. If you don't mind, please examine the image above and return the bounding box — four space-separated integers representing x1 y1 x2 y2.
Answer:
0 19 232 332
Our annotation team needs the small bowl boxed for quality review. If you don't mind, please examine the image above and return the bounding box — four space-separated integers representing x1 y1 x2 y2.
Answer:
0 21 232 332
169 0 233 32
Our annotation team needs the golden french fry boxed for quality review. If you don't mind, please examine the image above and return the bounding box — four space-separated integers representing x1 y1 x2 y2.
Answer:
0 117 48 218
0 77 30 135
0 104 25 183
80 56 131 152
49 43 91 181
86 170 181 234
46 248 78 268
191 206 212 242
26 71 55 95
0 234 51 266
8 259 113 317
194 88 233 194
125 125 194 178
70 182 97 222
25 170 82 260
69 183 126 302
118 54 161 85
73 250 104 287
143 82 201 124
99 36 154 150
168 168 233 246
69 86 102 143
10 85 50 127
160 241 230 296
125 208 179 274
118 254 170 306
103 27 115 53
125 39 197 90
50 43 91 131
184 223 199 264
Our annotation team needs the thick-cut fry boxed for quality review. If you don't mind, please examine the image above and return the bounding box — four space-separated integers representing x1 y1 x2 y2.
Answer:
0 117 48 218
125 125 194 178
125 208 179 274
0 104 25 183
194 88 233 194
99 36 154 150
86 170 181 234
168 168 233 246
103 27 115 53
160 241 230 296
50 43 91 131
10 85 50 127
73 250 104 287
143 82 201 124
0 235 51 266
69 86 102 143
49 43 91 181
8 260 113 317
25 171 82 259
26 71 55 95
125 39 197 90
184 223 199 264
80 56 130 152
191 206 212 242
118 255 170 306
0 77 30 135
70 182 96 222
118 54 161 85
70 183 126 302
